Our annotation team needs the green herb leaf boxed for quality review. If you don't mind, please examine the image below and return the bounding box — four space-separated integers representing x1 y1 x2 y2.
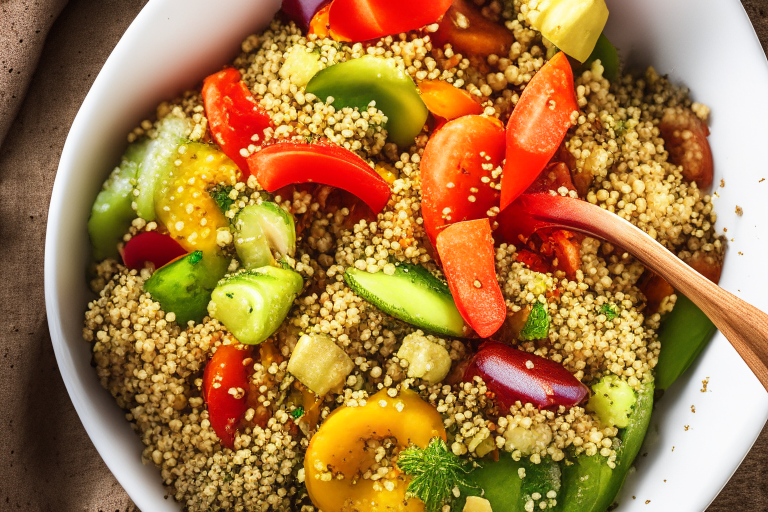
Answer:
599 303 618 321
291 406 305 419
396 437 474 512
211 185 235 214
520 302 550 341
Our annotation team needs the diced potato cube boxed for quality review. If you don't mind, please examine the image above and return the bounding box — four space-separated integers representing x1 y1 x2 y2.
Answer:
287 334 354 395
396 331 452 384
464 496 493 512
279 45 322 87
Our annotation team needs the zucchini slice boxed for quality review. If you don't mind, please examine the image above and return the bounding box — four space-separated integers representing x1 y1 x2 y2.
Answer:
208 266 304 345
344 263 468 337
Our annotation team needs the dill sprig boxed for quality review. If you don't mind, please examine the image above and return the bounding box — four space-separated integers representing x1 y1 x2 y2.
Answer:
520 302 550 340
210 185 235 214
396 437 473 512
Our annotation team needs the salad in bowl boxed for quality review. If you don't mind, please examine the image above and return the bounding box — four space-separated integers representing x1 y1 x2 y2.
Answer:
80 0 727 510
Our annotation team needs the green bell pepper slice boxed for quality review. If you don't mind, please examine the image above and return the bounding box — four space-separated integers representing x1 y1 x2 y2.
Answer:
305 55 428 147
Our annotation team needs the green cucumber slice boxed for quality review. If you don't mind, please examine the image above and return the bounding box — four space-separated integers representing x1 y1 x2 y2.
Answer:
208 266 304 345
557 380 654 512
655 294 717 390
305 55 428 147
234 202 296 269
143 250 229 325
344 263 468 337
587 375 637 428
234 207 274 270
135 116 191 221
88 139 148 260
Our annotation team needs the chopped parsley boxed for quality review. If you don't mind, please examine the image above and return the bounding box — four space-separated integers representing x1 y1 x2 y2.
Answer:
520 302 550 341
291 406 305 420
599 303 619 321
396 437 474 512
211 185 235 214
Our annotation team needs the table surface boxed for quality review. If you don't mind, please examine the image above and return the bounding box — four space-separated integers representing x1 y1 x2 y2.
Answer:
1 1 767 511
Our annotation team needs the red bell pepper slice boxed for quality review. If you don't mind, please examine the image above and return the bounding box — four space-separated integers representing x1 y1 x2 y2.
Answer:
436 218 506 338
122 231 187 270
202 344 253 449
308 3 332 38
328 0 452 42
281 0 330 32
465 340 589 410
421 115 505 245
247 140 391 214
202 68 273 175
432 0 515 64
500 52 579 210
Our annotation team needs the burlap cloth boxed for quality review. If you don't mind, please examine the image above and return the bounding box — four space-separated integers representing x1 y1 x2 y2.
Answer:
1 0 767 510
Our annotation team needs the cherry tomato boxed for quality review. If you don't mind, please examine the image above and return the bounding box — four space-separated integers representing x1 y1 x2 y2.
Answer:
527 162 577 194
328 0 452 42
281 0 330 31
421 115 505 245
684 252 722 285
247 139 391 214
465 341 589 410
432 0 515 66
417 79 483 121
637 270 674 315
122 231 187 270
202 68 274 175
202 345 253 449
436 219 506 338
500 52 579 210
659 107 714 190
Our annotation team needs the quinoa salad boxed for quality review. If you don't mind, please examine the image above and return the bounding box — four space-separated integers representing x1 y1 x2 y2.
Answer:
82 0 724 511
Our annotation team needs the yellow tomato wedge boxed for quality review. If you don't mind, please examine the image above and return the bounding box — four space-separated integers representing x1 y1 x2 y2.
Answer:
304 389 446 512
154 142 240 254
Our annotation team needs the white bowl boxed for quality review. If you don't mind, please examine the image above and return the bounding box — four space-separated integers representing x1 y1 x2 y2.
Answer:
45 0 768 510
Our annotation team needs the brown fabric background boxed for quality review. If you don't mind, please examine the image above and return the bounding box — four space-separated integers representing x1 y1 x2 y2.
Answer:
0 0 766 510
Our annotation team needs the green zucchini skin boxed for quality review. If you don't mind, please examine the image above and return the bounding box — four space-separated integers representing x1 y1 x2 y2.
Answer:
143 251 229 325
88 139 148 260
655 294 717 390
344 263 468 337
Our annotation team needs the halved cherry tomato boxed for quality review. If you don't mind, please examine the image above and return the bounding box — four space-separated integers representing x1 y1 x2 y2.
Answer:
282 0 330 32
638 270 674 315
516 249 551 274
432 0 515 65
307 3 331 38
465 340 589 410
527 162 577 194
500 52 579 210
247 139 391 214
202 344 254 449
202 68 274 175
328 0 452 42
122 231 187 270
436 218 506 338
685 252 722 285
659 107 714 190
417 79 483 120
421 115 505 244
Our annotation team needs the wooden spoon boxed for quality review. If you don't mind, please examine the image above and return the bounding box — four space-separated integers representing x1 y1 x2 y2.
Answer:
503 193 768 391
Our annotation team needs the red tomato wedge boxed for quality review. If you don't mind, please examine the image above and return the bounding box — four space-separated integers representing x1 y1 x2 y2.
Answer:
658 107 714 190
282 0 330 32
432 0 515 63
436 219 506 338
328 0 452 42
421 115 505 245
308 3 332 38
465 341 589 410
202 68 273 176
247 140 391 214
418 80 483 120
500 52 579 210
122 231 187 270
202 345 253 449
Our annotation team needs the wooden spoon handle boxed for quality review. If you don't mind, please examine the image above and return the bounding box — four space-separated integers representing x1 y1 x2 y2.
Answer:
523 195 768 391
